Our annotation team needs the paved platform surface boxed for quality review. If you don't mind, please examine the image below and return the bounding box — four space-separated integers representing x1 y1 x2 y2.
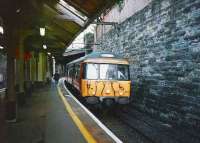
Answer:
6 84 86 143
58 79 120 143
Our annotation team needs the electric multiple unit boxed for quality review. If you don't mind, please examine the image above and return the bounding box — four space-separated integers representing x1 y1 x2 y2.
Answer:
65 52 131 105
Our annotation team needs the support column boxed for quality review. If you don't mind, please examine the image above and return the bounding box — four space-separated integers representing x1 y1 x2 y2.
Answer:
5 22 19 121
37 52 47 82
30 51 37 82
49 58 53 77
16 32 25 105
18 34 25 94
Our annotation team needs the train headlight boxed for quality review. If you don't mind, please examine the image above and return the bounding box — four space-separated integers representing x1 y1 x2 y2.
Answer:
119 91 123 95
106 89 110 93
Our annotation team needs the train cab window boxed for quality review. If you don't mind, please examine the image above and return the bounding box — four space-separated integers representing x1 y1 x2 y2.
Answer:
117 65 129 80
84 63 129 80
100 64 117 80
85 64 98 79
99 64 129 80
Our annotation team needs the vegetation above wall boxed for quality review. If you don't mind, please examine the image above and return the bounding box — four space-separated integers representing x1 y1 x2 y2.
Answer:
116 0 125 11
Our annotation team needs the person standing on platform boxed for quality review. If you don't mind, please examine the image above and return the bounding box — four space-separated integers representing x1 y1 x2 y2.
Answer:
53 71 60 84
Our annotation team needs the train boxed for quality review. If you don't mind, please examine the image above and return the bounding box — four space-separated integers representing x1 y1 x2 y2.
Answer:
65 52 131 105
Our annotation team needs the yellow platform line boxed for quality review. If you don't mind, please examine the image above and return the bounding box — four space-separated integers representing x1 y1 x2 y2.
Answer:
57 87 97 143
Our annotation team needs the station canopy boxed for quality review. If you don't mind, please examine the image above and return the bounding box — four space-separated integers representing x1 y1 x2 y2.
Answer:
0 0 116 62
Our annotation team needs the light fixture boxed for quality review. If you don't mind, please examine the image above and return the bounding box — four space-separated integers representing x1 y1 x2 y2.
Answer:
47 52 51 55
0 45 4 49
16 8 21 13
43 45 47 49
40 27 45 36
52 56 55 59
101 54 114 58
0 26 3 34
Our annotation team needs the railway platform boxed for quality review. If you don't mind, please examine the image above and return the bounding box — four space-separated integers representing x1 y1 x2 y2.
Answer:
5 79 121 143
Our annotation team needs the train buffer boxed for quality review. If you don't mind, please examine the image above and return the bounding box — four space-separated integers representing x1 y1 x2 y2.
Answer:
6 79 122 143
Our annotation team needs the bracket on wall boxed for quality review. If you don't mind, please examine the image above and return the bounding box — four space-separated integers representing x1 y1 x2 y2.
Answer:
92 21 119 51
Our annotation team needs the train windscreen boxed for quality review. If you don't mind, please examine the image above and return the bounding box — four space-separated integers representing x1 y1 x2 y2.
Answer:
85 63 129 80
85 64 99 79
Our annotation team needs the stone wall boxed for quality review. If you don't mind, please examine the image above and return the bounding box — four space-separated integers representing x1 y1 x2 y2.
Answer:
95 0 200 129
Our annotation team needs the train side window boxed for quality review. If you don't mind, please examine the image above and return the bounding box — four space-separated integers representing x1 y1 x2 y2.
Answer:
65 65 69 77
67 67 70 77
69 65 74 78
72 64 76 79
76 64 80 79
74 64 79 80
83 64 86 79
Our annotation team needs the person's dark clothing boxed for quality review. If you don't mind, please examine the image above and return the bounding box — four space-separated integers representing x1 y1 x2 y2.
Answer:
54 73 60 82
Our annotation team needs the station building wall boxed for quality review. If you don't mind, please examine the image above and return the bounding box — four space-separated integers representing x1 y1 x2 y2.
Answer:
95 0 200 129
96 0 151 40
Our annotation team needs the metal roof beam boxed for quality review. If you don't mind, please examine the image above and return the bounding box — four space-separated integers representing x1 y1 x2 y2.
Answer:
55 4 85 27
58 1 87 21
63 0 90 17
51 21 75 37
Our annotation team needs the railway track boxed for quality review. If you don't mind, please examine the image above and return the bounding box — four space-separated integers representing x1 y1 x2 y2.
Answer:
64 83 153 143
91 107 153 143
64 83 200 143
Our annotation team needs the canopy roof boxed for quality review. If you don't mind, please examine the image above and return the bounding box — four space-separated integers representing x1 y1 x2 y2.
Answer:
0 0 116 62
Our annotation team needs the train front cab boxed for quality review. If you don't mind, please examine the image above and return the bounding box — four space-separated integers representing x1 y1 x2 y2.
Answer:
81 61 131 105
